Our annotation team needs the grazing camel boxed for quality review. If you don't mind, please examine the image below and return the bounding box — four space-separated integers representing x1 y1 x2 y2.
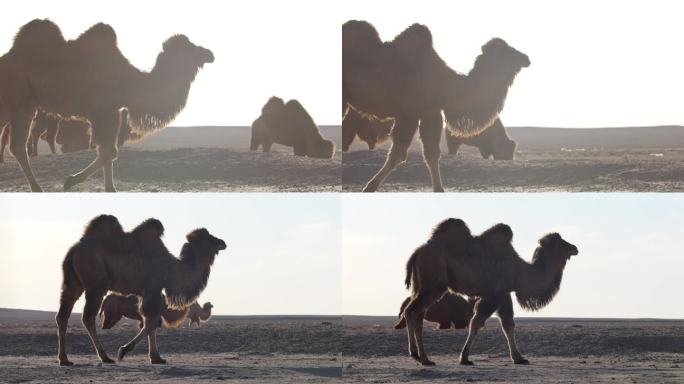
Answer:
0 19 213 191
343 20 529 191
251 96 335 159
341 108 393 151
100 294 190 330
402 219 578 366
187 302 214 327
56 215 227 365
394 293 476 330
445 119 517 160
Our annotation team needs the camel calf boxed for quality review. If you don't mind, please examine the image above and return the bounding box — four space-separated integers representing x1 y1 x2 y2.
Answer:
444 119 517 160
342 108 393 151
394 293 476 330
187 302 213 327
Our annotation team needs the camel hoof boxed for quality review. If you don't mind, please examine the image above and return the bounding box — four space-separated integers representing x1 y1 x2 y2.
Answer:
433 187 445 193
101 356 115 364
59 360 74 366
117 347 128 361
514 358 530 365
362 184 378 192
63 175 77 191
421 360 436 366
409 352 421 362
460 359 474 366
150 357 167 365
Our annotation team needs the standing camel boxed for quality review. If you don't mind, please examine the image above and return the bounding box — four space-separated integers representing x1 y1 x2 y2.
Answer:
343 20 529 191
187 302 214 327
402 219 578 366
0 19 213 191
56 215 227 365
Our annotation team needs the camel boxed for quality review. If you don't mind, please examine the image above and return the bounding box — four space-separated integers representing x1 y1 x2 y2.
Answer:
343 20 529 191
394 293 476 330
187 302 213 327
0 19 213 191
445 119 517 160
341 107 393 151
100 294 191 330
250 96 335 159
56 215 226 365
402 219 578 366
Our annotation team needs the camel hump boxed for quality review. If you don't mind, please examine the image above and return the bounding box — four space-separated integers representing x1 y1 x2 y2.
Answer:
284 99 317 130
11 19 66 57
262 96 285 115
481 223 514 244
343 20 383 63
75 23 118 49
392 23 434 56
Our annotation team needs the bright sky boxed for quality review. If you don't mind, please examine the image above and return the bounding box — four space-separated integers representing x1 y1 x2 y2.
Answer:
0 193 341 316
2 0 341 126
343 193 684 319
345 0 684 128
4 1 684 128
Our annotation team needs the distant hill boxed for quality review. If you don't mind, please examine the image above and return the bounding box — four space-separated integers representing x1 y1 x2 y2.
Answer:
508 126 684 150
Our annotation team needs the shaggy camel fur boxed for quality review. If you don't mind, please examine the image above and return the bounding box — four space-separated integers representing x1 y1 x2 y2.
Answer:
445 119 517 160
394 293 476 330
0 19 213 191
342 107 393 151
100 294 191 330
343 21 529 191
403 219 578 366
56 215 226 365
250 96 335 158
187 302 213 327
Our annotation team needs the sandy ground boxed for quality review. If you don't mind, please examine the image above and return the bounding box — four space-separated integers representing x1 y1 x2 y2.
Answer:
0 309 341 383
342 316 684 383
343 125 684 192
0 126 341 192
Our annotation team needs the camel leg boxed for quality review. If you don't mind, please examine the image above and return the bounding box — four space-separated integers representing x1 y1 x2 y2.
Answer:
262 141 273 153
250 127 261 151
404 289 444 366
102 312 123 330
459 296 500 365
64 112 119 192
9 108 43 192
0 124 8 162
56 281 84 366
497 294 528 364
82 288 114 363
418 111 445 192
47 124 58 154
341 120 355 152
118 293 165 363
444 129 461 155
363 117 418 192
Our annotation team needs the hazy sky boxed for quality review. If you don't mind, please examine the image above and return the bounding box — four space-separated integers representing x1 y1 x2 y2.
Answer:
343 193 684 319
2 0 340 126
341 0 684 128
4 1 684 128
0 194 341 315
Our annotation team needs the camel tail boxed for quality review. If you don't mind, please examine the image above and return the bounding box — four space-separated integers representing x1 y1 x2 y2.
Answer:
60 246 79 293
405 249 418 290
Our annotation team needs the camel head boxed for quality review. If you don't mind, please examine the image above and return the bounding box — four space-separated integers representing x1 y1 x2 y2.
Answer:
515 232 578 311
184 228 227 265
308 139 336 159
203 302 214 310
161 34 214 70
538 232 579 261
481 38 530 71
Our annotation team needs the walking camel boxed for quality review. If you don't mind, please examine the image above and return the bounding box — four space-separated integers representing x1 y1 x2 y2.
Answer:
402 219 578 366
0 19 213 191
56 215 226 365
343 20 529 191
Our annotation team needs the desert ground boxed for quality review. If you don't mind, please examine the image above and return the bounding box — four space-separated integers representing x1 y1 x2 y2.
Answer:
343 126 684 192
342 316 684 383
0 126 341 192
0 308 341 383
